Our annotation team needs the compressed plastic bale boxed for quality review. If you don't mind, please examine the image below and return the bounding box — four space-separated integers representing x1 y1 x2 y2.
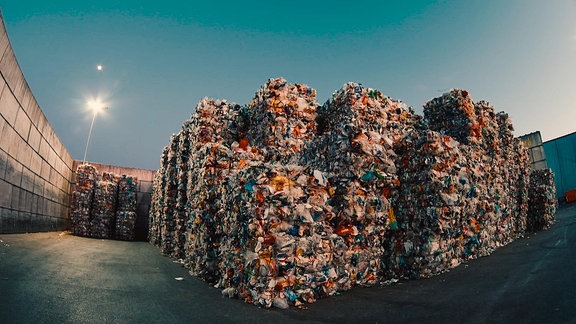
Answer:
148 168 164 245
89 172 118 239
423 89 478 145
385 130 476 279
70 164 98 237
169 121 194 259
527 168 557 232
157 134 180 251
302 82 422 178
149 78 539 309
183 98 246 282
245 78 318 164
115 175 138 240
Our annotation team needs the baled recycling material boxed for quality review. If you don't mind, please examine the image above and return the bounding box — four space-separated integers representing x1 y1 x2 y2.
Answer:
70 164 139 240
115 175 139 241
71 164 97 237
149 78 557 308
527 168 557 232
89 172 118 239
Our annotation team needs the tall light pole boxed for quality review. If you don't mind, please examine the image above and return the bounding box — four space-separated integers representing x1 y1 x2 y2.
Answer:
82 102 108 165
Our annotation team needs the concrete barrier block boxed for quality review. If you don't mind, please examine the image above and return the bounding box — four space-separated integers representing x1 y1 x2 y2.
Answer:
14 108 31 140
0 50 18 83
18 189 29 212
28 126 41 153
0 179 11 208
30 152 42 175
1 208 16 232
39 137 50 161
7 131 22 160
21 167 34 192
48 148 57 169
36 196 45 215
15 211 31 233
5 155 22 186
33 174 44 196
36 114 48 137
17 142 33 167
0 24 9 55
41 159 50 181
21 86 34 114
0 84 19 128
44 200 53 217
2 123 19 158
0 148 7 179
30 193 39 214
10 186 20 209
49 167 58 186
45 182 55 201
0 110 5 140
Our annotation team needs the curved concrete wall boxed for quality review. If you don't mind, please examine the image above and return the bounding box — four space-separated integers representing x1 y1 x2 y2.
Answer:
0 13 74 233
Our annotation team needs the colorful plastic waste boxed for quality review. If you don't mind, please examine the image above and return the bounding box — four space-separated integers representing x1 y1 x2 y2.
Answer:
70 164 138 240
527 168 557 232
149 78 555 308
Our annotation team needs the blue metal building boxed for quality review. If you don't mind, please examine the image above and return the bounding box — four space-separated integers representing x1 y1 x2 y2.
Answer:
543 131 576 199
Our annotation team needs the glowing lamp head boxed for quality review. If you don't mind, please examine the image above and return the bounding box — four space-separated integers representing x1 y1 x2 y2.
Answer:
97 64 103 71
87 99 105 114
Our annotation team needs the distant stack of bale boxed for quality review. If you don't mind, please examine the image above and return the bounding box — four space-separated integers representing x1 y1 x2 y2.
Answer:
158 135 179 253
527 168 557 232
148 164 165 246
89 172 118 239
172 121 193 259
115 175 138 240
70 164 98 237
70 164 139 241
496 113 530 239
148 78 554 309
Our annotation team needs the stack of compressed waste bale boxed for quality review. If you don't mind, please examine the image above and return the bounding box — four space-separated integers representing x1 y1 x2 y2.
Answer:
115 175 138 240
184 98 245 283
171 121 193 259
156 135 179 253
149 78 553 309
70 164 139 240
89 172 118 239
71 164 97 237
527 168 557 232
148 165 165 246
387 129 474 279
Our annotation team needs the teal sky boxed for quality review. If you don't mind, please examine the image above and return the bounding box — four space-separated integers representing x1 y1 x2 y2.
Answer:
1 1 575 170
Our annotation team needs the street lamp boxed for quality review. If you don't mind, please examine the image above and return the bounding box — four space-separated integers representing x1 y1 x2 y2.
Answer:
82 100 108 165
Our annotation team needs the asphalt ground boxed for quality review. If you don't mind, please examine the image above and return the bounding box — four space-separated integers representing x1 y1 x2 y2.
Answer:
1 204 575 324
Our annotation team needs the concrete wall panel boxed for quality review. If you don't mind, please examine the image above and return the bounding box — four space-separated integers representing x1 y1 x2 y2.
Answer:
0 179 11 207
0 88 18 129
14 108 31 140
0 14 74 233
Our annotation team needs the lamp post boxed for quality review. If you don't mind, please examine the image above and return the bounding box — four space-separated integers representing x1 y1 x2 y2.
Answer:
82 102 108 165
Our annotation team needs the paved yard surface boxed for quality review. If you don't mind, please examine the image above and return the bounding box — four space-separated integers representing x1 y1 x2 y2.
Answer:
1 204 575 323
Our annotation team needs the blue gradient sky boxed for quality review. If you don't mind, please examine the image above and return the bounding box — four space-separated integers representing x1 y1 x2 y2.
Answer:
1 1 575 170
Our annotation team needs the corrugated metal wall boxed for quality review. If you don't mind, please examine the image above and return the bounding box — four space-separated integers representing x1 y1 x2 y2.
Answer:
519 131 548 170
543 132 576 199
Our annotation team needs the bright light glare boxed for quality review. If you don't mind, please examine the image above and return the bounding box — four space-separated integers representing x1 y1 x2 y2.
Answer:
87 99 105 113
97 64 103 71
